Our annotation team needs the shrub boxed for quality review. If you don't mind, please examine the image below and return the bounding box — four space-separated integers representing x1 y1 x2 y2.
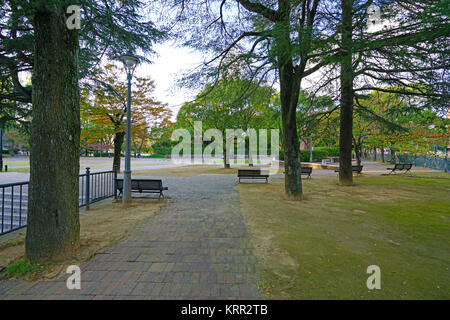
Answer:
148 154 166 158
300 149 328 162
152 145 172 155
279 147 336 162
93 151 110 157
314 146 339 157
5 259 40 279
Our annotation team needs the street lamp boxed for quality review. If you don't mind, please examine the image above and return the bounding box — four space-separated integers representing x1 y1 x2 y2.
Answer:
119 53 140 206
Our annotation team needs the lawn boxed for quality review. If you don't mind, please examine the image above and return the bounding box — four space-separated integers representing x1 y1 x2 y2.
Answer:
3 160 29 166
1 167 29 173
237 172 450 299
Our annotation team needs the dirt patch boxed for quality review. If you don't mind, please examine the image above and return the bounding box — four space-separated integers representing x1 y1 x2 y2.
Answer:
0 236 25 268
136 165 233 177
136 165 283 177
0 197 164 279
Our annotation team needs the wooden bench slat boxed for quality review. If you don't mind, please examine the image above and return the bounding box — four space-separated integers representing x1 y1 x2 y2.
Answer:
238 169 269 183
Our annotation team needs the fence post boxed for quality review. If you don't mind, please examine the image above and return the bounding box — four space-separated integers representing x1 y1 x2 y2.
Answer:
445 148 448 173
85 167 90 210
113 165 118 199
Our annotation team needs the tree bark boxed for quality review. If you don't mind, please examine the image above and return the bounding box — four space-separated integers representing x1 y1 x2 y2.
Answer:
381 145 385 162
281 97 302 199
26 2 80 263
223 137 230 169
277 8 302 199
339 0 354 186
353 138 362 167
113 131 125 172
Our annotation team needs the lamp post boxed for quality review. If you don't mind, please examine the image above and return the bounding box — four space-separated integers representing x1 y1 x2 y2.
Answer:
0 127 3 172
119 53 140 206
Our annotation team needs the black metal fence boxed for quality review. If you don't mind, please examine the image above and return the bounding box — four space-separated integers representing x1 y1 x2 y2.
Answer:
0 167 117 236
367 152 448 173
0 181 28 236
79 168 117 209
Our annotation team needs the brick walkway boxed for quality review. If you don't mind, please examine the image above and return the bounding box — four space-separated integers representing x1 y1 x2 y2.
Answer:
0 175 261 300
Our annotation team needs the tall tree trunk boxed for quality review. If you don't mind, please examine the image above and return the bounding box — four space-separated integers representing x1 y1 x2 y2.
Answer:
223 137 230 169
277 8 302 199
381 145 385 162
26 2 80 263
373 146 377 161
113 131 125 172
281 96 302 199
339 0 354 186
354 139 362 167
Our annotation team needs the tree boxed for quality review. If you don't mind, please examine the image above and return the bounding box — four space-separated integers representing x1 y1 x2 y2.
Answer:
165 0 342 199
3 128 29 154
338 0 355 185
0 0 165 127
177 76 275 168
149 122 175 156
305 0 450 184
25 1 80 263
131 118 151 156
351 88 449 165
81 64 171 171
0 0 165 263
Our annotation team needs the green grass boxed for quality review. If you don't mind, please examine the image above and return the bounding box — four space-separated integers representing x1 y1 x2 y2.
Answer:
1 168 29 173
0 239 24 250
4 259 52 280
238 173 450 299
4 161 29 166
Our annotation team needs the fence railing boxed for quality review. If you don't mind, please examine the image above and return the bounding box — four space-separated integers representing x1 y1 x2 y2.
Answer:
366 152 448 173
0 167 117 236
0 181 28 236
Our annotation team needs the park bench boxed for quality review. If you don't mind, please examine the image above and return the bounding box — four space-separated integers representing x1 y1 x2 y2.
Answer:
116 178 168 199
301 166 312 178
334 165 363 174
238 169 269 183
386 163 412 174
282 166 313 178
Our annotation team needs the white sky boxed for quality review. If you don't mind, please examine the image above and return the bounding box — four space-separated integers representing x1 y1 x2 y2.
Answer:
135 41 205 120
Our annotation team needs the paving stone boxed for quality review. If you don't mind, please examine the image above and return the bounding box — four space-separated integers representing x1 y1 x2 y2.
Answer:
0 175 261 300
131 282 155 296
148 262 167 272
138 272 166 282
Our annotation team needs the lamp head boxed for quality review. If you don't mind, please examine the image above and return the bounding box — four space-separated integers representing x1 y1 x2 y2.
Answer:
119 53 140 76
